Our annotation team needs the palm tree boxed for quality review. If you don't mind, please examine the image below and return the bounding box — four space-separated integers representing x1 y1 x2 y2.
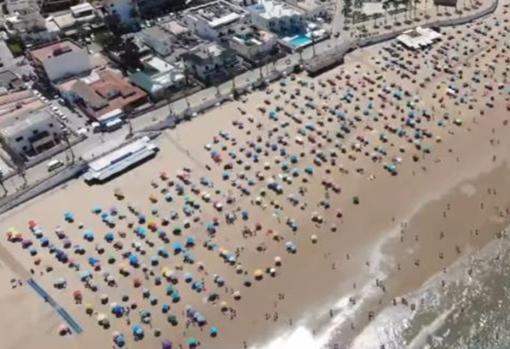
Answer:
18 164 27 188
62 131 75 163
311 31 317 58
0 170 7 195
383 0 390 25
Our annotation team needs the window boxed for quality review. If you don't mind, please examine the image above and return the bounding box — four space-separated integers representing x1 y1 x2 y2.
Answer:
15 136 23 142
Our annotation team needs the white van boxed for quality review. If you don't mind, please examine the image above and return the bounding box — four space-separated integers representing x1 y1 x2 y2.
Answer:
47 159 64 172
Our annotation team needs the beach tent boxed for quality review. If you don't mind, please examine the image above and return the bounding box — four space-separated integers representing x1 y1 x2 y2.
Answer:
161 304 170 313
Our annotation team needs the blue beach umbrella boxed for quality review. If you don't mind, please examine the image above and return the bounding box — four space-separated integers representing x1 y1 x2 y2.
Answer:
210 326 219 337
83 230 94 241
172 242 183 254
105 232 114 243
129 254 140 267
132 324 144 339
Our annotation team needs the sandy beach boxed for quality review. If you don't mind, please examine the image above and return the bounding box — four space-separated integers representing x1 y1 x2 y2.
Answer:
1 2 509 348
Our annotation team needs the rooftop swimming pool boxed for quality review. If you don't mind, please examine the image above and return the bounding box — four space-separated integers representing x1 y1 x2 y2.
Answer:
288 34 312 48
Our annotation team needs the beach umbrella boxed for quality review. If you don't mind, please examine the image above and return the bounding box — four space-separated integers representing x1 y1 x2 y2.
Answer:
161 303 170 313
187 338 199 348
192 281 203 292
274 256 282 266
184 272 193 283
85 303 93 315
206 223 216 234
64 212 75 222
167 314 178 326
58 323 69 336
129 255 140 267
140 310 152 323
185 236 195 247
209 326 219 337
132 324 144 339
233 291 241 300
83 230 94 242
112 304 125 317
114 333 126 347
135 226 147 238
79 270 91 281
100 294 109 304
162 339 173 349
310 234 318 243
40 237 49 247
97 313 107 324
171 291 181 303
104 232 114 243
172 226 182 235
92 207 102 214
151 256 159 266
254 269 263 280
172 242 184 254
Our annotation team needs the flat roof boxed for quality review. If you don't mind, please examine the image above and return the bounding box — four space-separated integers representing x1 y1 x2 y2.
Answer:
52 13 76 29
85 137 157 182
0 109 54 137
160 20 189 36
30 40 82 63
70 2 93 14
249 0 303 19
397 27 441 49
187 0 245 28
67 69 146 120
141 56 174 73
291 0 325 12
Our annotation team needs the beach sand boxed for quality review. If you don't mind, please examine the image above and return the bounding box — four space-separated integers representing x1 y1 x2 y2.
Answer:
0 3 509 349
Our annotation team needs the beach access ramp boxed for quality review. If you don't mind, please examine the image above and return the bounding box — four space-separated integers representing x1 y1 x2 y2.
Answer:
27 278 83 334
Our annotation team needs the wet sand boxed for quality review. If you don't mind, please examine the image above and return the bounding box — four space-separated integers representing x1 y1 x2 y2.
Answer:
0 3 509 349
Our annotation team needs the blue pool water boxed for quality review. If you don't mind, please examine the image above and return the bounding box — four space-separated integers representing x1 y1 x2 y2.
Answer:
289 35 312 48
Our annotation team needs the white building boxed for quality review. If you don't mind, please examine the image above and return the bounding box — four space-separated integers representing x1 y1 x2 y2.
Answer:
248 0 306 35
29 40 92 83
138 26 175 57
287 0 327 18
184 0 248 42
0 110 62 156
70 2 97 22
183 42 241 83
397 27 441 50
228 25 277 62
129 56 185 99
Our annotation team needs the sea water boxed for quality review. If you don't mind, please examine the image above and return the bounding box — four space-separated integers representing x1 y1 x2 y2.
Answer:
256 228 510 349
350 229 510 349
